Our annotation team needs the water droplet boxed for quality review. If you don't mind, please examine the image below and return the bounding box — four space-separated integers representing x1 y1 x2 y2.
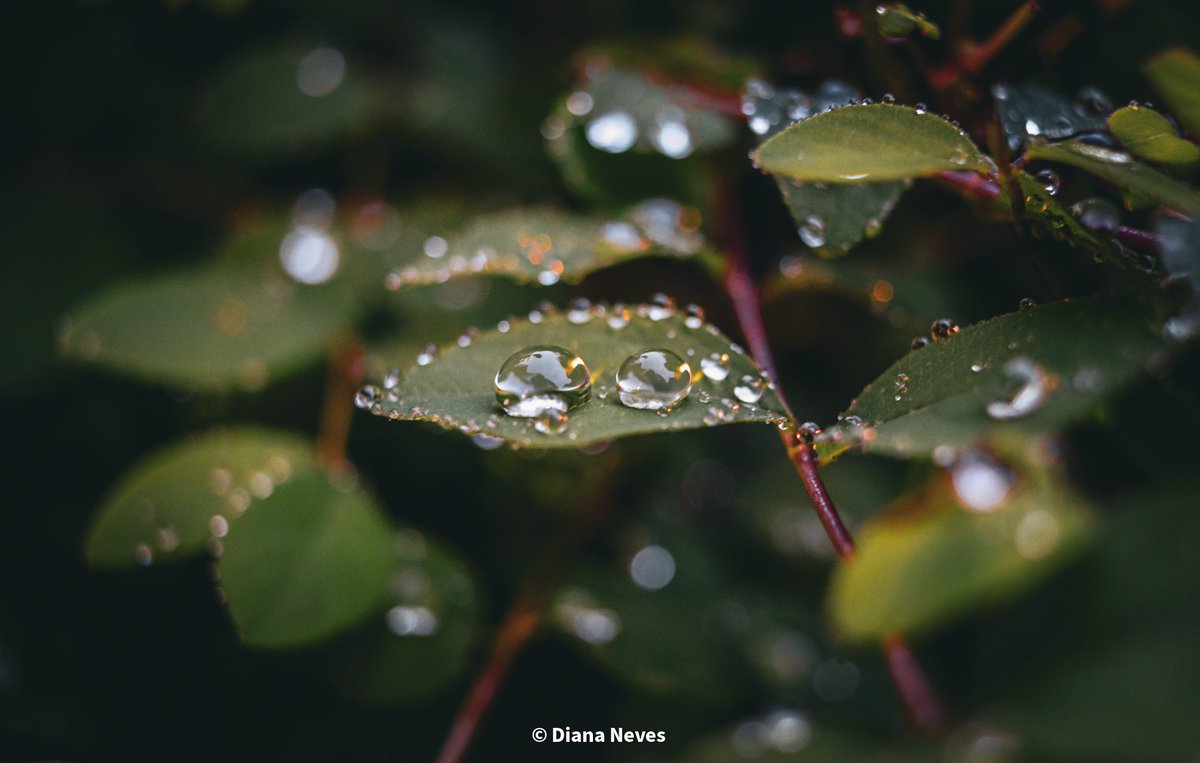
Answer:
796 421 822 445
652 110 693 158
629 545 676 590
585 111 637 153
533 408 568 435
733 373 766 404
798 215 826 248
950 449 1015 512
930 318 960 342
1070 197 1120 231
423 235 448 258
646 293 675 320
567 298 592 324
387 605 439 637
893 372 909 401
495 346 591 418
1035 168 1061 195
280 226 340 284
986 356 1052 420
911 336 931 350
1018 297 1037 311
416 343 438 366
355 385 381 409
684 303 705 329
700 352 731 381
913 102 927 115
606 306 631 329
471 433 505 450
296 47 345 97
382 368 401 389
616 349 692 410
565 90 594 116
970 362 984 373
881 93 896 104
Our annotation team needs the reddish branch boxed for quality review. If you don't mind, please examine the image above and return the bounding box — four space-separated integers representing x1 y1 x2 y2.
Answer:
883 634 948 734
931 1 1041 89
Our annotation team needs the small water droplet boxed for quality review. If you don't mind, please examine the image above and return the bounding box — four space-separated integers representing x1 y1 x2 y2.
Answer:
950 449 1015 512
646 293 675 321
355 385 381 409
606 306 631 329
416 343 438 366
1070 197 1121 232
495 346 591 418
795 421 822 445
1035 168 1061 195
893 372 910 401
701 352 732 381
615 348 693 411
423 235 448 259
684 303 705 329
911 336 931 350
733 373 766 404
931 318 960 342
567 298 592 324
971 362 984 373
629 545 676 590
1018 297 1037 311
913 102 927 115
533 408 568 435
986 356 1052 420
881 93 896 104
382 368 401 389
798 215 826 248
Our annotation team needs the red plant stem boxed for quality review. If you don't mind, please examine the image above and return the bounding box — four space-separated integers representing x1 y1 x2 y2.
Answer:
883 633 948 734
1114 225 1161 251
935 170 1001 200
931 0 1040 89
714 178 947 733
315 337 365 470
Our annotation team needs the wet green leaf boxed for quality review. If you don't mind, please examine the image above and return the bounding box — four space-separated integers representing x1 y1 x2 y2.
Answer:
321 531 482 704
829 444 1092 642
218 468 396 649
992 83 1109 153
817 297 1165 462
382 200 707 291
363 302 789 448
774 178 909 257
1143 47 1200 136
1026 140 1200 215
754 104 994 183
197 42 375 159
1107 105 1199 165
85 429 314 568
1009 170 1137 271
61 254 357 391
875 4 941 39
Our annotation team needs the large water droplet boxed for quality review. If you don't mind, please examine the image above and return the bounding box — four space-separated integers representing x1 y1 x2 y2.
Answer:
700 351 732 381
798 215 826 248
495 346 591 418
930 318 960 342
986 356 1052 420
616 349 692 410
585 111 637 153
733 373 766 404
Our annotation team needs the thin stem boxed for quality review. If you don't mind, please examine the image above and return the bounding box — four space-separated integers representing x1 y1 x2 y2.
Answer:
787 436 857 560
931 0 1040 89
1114 225 1161 251
315 337 365 470
934 170 1001 201
883 633 948 734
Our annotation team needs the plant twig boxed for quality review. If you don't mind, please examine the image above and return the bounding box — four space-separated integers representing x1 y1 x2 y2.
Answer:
315 337 365 470
931 0 1040 90
883 633 948 734
786 435 857 560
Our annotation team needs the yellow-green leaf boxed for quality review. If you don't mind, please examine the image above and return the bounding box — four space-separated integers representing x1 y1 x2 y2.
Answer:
1107 105 1199 165
754 104 994 183
1143 48 1200 136
875 3 941 39
1025 140 1200 215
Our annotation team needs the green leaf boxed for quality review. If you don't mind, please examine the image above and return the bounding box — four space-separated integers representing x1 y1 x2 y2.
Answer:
197 42 375 159
1107 105 1200 165
382 200 707 291
817 297 1165 462
1026 140 1200 215
992 83 1109 152
85 428 313 568
774 178 909 257
828 443 1092 642
363 302 789 448
321 531 482 704
1143 47 1200 136
218 468 396 649
753 104 994 183
875 3 941 39
61 254 356 391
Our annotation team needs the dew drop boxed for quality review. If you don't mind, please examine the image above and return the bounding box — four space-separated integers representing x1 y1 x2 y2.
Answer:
930 318 960 342
585 111 637 153
684 303 705 329
795 421 822 445
606 306 631 329
494 346 591 418
567 298 592 324
798 215 826 248
646 293 675 321
1070 197 1120 232
355 385 381 409
615 348 693 411
950 449 1015 512
913 102 927 115
382 368 401 389
1018 297 1037 311
733 373 766 404
700 352 733 383
1035 168 1061 195
881 93 895 104
911 336 931 350
986 356 1052 420
533 408 568 435
416 343 438 366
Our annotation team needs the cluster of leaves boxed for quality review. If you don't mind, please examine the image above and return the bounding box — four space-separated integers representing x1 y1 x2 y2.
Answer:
6 1 1200 761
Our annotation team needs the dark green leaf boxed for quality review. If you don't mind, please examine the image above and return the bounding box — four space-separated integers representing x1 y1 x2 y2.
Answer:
828 443 1092 642
1107 105 1199 165
85 428 313 568
382 201 707 291
1143 47 1200 136
218 468 396 649
774 178 909 257
754 104 993 183
992 83 1109 152
817 297 1166 462
363 302 789 449
1026 140 1200 215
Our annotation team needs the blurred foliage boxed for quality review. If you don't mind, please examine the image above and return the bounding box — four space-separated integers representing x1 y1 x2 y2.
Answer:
3 1 1200 762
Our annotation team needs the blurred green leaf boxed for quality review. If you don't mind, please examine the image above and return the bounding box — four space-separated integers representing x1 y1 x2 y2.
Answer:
817 297 1165 462
1143 47 1200 136
774 178 909 257
1008 170 1138 271
1026 140 1200 215
197 41 375 159
382 200 708 291
875 4 941 39
218 468 395 649
85 428 313 568
61 249 357 391
321 531 482 704
363 302 789 448
1107 105 1199 165
829 443 1092 642
754 104 994 183
992 83 1109 153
